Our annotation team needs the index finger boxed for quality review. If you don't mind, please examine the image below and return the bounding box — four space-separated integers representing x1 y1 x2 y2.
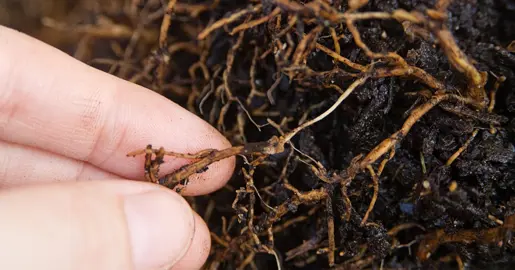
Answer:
0 26 235 196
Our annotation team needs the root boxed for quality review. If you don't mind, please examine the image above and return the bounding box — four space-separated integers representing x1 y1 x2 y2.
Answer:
359 92 482 169
326 195 336 266
445 129 479 166
361 165 379 226
315 43 366 72
359 92 449 169
429 20 487 103
231 8 281 35
158 0 178 48
417 213 515 261
128 76 368 189
197 5 263 40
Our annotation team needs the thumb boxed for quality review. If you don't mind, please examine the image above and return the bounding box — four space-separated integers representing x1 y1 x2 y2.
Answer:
0 180 210 270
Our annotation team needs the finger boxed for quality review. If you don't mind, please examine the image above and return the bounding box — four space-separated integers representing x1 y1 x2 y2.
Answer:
171 212 211 270
0 26 235 196
0 180 210 270
0 141 120 188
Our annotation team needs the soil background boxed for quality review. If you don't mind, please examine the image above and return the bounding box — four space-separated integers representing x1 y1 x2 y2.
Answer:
1 1 515 269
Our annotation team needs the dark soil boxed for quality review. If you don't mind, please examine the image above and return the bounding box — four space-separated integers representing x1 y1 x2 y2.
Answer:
3 0 515 269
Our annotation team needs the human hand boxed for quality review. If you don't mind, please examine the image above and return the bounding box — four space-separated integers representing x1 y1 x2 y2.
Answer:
0 25 235 270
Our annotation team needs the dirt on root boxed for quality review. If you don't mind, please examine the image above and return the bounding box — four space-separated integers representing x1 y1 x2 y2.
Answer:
3 0 515 269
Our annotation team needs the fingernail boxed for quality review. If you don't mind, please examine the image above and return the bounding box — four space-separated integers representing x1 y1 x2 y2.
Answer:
124 190 195 270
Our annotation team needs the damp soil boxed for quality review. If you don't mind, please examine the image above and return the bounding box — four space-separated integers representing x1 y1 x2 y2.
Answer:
3 0 515 269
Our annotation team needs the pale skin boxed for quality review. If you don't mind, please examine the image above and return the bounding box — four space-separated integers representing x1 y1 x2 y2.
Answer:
0 25 235 270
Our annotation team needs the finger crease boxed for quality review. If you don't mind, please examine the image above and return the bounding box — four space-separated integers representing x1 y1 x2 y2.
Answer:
84 87 124 168
0 78 19 137
83 95 112 164
74 160 87 180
